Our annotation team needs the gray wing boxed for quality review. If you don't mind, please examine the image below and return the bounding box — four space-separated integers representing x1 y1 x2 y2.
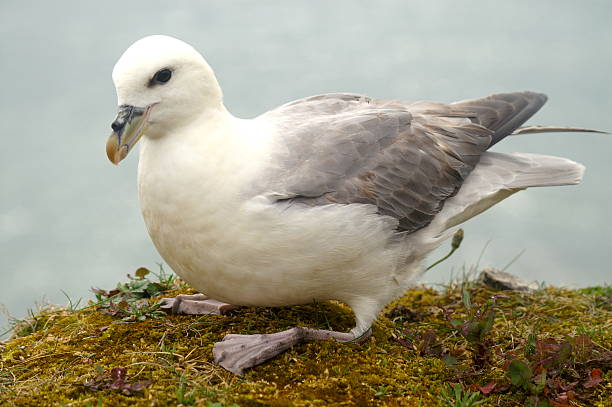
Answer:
259 92 547 233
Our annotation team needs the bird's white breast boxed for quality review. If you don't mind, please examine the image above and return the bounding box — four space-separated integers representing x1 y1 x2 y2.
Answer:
136 114 405 308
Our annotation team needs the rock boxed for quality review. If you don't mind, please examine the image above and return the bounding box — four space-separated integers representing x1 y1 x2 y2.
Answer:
479 268 539 292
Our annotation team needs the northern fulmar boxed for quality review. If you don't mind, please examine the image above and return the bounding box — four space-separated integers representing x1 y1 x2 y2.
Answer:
105 35 603 376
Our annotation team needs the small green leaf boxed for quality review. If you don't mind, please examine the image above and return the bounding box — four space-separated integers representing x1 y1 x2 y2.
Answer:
450 319 465 328
479 309 495 340
526 332 537 356
507 359 533 389
374 385 388 397
465 321 481 342
462 284 472 310
533 369 546 394
555 341 572 365
453 383 462 399
145 283 162 297
442 354 458 367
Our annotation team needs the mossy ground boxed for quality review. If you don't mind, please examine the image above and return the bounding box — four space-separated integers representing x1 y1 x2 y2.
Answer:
0 275 610 406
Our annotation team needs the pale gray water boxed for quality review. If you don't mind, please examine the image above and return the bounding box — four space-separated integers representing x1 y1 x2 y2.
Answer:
1 1 611 334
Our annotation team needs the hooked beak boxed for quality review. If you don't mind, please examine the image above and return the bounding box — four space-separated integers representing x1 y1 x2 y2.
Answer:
106 104 154 165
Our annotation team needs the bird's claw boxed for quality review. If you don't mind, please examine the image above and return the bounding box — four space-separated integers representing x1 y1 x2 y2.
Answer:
213 328 305 376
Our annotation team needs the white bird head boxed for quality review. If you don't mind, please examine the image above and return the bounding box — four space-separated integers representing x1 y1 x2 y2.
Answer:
106 35 223 164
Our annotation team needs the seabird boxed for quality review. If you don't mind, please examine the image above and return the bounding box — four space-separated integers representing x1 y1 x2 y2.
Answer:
106 35 602 376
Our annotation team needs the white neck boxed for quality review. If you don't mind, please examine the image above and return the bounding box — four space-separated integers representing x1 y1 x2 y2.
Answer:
137 106 273 214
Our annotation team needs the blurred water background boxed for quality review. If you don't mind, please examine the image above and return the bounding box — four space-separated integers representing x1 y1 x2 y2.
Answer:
1 1 610 335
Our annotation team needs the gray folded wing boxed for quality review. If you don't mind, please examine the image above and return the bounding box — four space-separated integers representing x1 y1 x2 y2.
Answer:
259 92 546 233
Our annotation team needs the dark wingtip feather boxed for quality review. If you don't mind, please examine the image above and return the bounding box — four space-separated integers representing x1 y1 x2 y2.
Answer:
490 92 548 145
452 91 549 147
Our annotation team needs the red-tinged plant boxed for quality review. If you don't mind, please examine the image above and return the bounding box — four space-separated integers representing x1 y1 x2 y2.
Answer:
443 287 502 370
504 333 610 405
392 328 459 368
392 286 610 406
582 368 602 388
83 367 152 395
476 380 508 395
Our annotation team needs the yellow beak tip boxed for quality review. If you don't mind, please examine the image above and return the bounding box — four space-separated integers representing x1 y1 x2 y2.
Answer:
106 133 123 165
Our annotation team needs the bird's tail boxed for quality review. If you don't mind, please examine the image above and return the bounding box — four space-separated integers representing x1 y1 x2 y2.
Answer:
429 115 610 233
426 151 585 235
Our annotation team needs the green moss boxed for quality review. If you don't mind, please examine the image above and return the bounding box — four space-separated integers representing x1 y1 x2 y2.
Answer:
1 279 610 406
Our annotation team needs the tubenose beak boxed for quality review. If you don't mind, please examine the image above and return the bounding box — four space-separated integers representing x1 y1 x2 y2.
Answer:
106 104 154 164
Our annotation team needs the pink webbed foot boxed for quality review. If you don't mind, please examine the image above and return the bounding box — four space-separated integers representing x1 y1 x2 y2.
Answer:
159 293 238 315
213 326 372 376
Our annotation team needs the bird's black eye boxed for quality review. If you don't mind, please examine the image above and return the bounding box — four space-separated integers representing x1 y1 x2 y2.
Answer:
152 68 172 84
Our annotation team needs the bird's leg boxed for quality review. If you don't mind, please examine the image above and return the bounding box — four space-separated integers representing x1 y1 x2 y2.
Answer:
159 293 238 315
212 326 372 376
